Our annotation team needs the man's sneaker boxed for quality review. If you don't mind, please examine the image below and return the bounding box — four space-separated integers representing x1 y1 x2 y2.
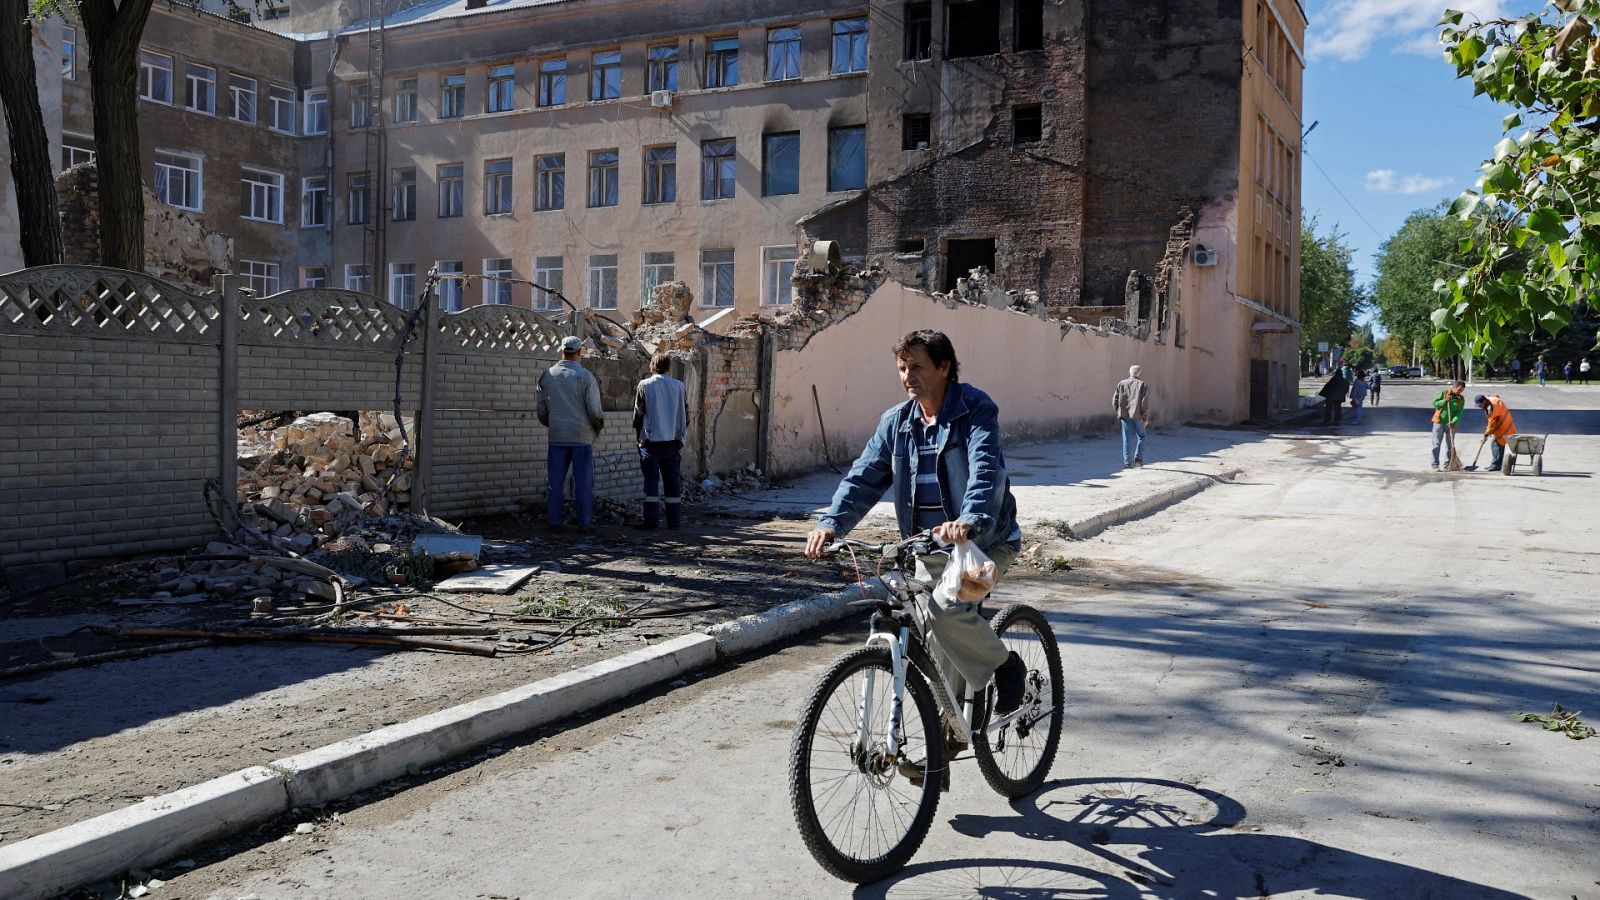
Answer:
993 651 1027 714
1133 458 1145 468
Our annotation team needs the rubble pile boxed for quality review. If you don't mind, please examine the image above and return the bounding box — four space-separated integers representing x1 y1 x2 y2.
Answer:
237 412 417 553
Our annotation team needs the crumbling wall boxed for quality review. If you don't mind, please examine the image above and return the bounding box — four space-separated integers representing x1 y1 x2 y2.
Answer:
55 164 233 293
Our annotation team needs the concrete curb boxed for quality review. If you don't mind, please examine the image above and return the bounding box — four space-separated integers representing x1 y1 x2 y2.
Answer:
0 470 1236 898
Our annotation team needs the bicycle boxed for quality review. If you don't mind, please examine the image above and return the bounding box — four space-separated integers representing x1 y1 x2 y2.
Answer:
787 532 1065 884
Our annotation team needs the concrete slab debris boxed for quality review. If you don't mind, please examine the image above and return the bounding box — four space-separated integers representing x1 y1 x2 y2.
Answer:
433 564 541 594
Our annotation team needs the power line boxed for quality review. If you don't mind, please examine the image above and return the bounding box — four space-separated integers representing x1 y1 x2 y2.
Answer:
1304 148 1386 241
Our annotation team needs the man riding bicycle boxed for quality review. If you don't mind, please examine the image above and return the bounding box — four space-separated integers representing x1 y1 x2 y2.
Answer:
805 330 1027 714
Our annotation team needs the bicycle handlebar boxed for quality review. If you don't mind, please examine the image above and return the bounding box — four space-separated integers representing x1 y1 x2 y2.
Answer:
821 531 942 559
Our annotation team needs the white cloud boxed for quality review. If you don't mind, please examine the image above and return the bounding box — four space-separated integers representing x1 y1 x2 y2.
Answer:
1308 0 1510 62
1364 169 1451 195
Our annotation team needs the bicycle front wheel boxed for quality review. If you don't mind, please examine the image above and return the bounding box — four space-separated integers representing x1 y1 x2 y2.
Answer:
974 603 1065 798
788 646 944 884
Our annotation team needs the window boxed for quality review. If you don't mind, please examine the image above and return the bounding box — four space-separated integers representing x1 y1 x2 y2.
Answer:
300 176 328 227
304 89 328 134
266 85 295 133
532 256 564 311
436 260 464 311
389 263 417 309
828 126 866 191
344 264 372 293
643 145 676 204
346 172 370 224
905 2 932 60
62 27 75 81
591 49 621 100
440 73 466 117
139 51 172 103
392 78 417 123
762 132 799 196
832 18 868 73
241 260 280 295
487 64 515 112
1015 0 1044 51
587 254 618 309
897 238 926 254
241 167 284 223
228 74 257 123
642 251 675 305
61 133 95 170
153 151 201 210
484 258 513 304
903 113 930 150
767 26 801 81
647 43 679 92
762 246 798 306
438 163 464 217
300 266 327 288
943 237 995 290
185 63 216 114
392 167 416 221
1012 104 1042 144
350 84 372 128
948 1 1001 58
700 249 735 307
484 158 513 214
705 36 738 88
536 154 565 210
588 149 619 207
537 58 566 107
701 138 735 201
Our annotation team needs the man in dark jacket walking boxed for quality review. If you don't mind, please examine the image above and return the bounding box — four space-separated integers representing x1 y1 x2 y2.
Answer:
1319 370 1349 426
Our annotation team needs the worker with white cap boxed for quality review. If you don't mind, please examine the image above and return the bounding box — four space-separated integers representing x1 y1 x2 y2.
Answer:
537 335 605 529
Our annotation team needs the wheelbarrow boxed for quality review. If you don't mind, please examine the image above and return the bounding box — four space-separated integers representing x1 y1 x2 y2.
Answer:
1501 434 1548 476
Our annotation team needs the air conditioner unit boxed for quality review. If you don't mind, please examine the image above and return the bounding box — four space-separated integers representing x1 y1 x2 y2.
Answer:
1193 245 1219 267
650 90 673 108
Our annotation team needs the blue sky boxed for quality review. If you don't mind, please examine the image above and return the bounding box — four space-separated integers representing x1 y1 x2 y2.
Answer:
1300 0 1543 293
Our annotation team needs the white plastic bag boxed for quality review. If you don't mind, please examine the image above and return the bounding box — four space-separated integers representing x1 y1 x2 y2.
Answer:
936 540 998 605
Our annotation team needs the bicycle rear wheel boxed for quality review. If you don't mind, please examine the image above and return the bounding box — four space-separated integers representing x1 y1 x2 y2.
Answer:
789 646 944 883
974 604 1064 798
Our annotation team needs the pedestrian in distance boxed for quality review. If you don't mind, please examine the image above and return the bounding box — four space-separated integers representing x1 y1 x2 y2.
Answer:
1510 357 1522 384
537 335 606 530
1582 357 1593 385
1112 364 1150 469
804 330 1028 715
1430 380 1466 471
1348 369 1369 425
633 353 688 530
1475 393 1517 471
1368 369 1382 406
1564 360 1574 383
1535 354 1548 387
1319 369 1349 426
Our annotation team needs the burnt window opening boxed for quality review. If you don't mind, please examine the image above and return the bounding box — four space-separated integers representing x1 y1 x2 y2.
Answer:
1013 104 1042 144
897 238 925 254
944 238 996 290
904 2 933 60
902 113 931 150
947 0 1001 58
1015 0 1044 51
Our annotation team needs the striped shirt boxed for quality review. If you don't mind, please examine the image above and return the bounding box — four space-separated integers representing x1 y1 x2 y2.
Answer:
911 418 945 531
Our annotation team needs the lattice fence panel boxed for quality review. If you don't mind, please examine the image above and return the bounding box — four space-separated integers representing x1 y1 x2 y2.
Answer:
238 288 412 347
438 304 569 354
0 265 217 343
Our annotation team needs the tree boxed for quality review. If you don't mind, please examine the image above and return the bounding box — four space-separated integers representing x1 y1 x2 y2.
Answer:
1372 206 1472 364
1438 4 1600 358
0 0 63 266
1299 219 1363 372
74 0 156 269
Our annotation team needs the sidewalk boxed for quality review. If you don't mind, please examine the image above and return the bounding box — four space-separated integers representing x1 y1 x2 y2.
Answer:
0 424 1272 899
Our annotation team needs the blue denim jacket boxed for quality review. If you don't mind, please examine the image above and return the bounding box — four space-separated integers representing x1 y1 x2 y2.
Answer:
819 381 1021 552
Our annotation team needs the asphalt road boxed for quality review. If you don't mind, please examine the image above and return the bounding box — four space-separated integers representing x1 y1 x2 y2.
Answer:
167 381 1600 899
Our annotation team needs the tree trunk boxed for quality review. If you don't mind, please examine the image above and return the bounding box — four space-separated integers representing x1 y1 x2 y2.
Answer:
78 0 153 271
0 0 64 267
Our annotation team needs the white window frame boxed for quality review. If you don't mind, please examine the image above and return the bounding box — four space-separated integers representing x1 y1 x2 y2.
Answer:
392 167 417 221
300 176 328 228
484 258 514 305
642 251 675 306
436 260 464 311
240 260 281 296
61 132 95 171
767 26 802 82
344 264 373 293
532 256 564 311
228 73 257 124
438 163 464 218
241 166 284 223
762 246 798 306
303 88 329 134
440 73 466 118
349 83 372 129
644 145 676 205
701 249 735 308
139 50 173 104
347 172 371 225
153 150 202 211
588 149 619 208
185 62 216 115
300 266 328 288
831 17 869 74
268 84 296 133
536 153 565 211
392 77 418 123
587 254 619 310
389 262 417 310
484 158 514 215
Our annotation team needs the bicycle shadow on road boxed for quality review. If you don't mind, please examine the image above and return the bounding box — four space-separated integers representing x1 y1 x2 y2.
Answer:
912 777 1526 900
852 855 1142 900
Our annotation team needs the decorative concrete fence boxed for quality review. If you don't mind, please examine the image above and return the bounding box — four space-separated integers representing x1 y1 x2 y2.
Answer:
0 265 653 579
